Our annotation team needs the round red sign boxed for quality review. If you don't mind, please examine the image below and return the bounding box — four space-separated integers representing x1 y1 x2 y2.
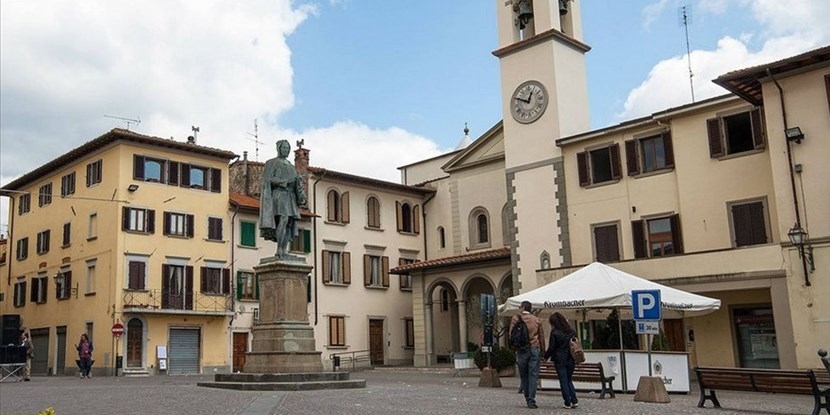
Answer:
111 323 125 336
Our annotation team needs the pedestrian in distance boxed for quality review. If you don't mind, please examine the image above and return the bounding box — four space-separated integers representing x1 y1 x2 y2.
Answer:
20 332 33 381
76 333 94 379
509 300 545 409
546 312 579 409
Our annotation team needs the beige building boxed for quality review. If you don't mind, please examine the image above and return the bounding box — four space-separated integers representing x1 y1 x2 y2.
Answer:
0 129 237 376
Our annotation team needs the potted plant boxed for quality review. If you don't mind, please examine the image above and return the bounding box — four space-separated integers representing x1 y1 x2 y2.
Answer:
473 346 516 376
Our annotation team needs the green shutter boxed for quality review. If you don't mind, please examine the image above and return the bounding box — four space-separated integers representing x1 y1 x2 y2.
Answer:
303 229 311 253
236 271 243 300
241 221 256 247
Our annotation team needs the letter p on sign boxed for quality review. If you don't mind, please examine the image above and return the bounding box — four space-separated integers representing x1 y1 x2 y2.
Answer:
632 290 661 321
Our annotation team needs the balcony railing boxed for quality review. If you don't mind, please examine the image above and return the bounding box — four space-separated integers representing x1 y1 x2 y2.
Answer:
122 289 232 314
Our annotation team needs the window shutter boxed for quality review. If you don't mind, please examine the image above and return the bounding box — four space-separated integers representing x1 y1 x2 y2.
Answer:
670 214 683 254
163 212 171 236
363 254 371 286
162 264 170 300
42 278 48 301
122 207 130 230
44 230 50 252
222 268 231 294
185 266 194 309
382 256 389 287
321 250 330 283
241 221 255 247
732 204 752 247
186 214 195 238
632 220 647 259
610 144 622 180
133 155 145 179
625 140 639 176
211 168 222 193
30 280 37 302
413 204 421 234
396 201 403 231
94 161 102 183
327 191 337 222
341 192 350 224
168 161 180 186
200 267 207 292
595 225 619 263
302 229 311 253
86 163 93 187
342 252 351 284
180 164 191 187
663 132 675 168
147 210 156 234
577 152 590 187
750 108 765 149
707 118 724 158
63 222 71 246
66 272 72 294
399 258 407 289
236 271 243 300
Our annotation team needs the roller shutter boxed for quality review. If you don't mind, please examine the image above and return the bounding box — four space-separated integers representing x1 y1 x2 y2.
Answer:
168 328 200 375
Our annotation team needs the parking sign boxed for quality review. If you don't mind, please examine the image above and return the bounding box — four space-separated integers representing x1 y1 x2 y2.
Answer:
632 289 661 321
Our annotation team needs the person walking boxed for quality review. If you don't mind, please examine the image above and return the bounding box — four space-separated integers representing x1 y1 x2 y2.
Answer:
510 301 545 409
76 334 94 378
546 312 579 409
20 332 33 381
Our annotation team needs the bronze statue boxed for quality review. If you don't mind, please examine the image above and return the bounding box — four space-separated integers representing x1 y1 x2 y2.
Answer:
259 139 306 259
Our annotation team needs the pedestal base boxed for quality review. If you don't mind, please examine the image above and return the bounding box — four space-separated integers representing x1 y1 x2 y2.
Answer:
633 375 671 403
478 367 502 387
243 351 323 373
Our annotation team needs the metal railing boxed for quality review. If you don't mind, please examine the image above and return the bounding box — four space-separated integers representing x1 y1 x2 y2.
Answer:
122 289 231 313
329 349 372 371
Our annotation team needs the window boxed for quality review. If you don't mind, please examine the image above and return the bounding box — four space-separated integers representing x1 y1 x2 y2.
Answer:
86 159 102 187
88 213 98 239
187 165 208 189
38 183 53 207
289 229 311 253
240 221 256 247
730 200 769 247
62 222 71 247
399 258 415 290
577 144 621 186
18 194 31 215
440 288 450 312
237 271 258 300
326 190 350 223
200 266 230 295
626 131 674 175
328 315 346 347
367 196 381 228
14 280 26 307
16 237 29 261
36 230 50 254
207 217 223 241
135 155 166 182
322 250 351 285
179 163 221 192
502 204 511 246
163 212 193 237
592 223 620 263
127 260 146 290
404 318 415 348
31 274 48 304
437 227 445 249
56 270 72 300
396 201 420 234
468 208 491 249
86 259 96 294
632 214 683 259
61 172 76 197
363 254 389 288
707 108 765 157
162 263 193 310
122 207 156 233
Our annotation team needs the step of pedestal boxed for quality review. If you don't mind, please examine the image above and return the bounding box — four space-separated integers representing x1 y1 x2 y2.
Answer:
197 379 366 391
215 372 350 383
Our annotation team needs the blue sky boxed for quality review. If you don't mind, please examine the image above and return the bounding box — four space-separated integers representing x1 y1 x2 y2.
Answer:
2 0 829 235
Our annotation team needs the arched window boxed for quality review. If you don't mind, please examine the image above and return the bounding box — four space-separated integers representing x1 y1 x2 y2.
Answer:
468 207 491 250
396 201 420 234
540 251 550 269
366 196 381 228
326 189 350 224
438 226 446 249
477 214 489 244
401 203 412 232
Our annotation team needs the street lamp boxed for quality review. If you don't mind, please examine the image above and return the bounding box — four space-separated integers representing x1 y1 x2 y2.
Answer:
54 271 78 299
787 223 815 273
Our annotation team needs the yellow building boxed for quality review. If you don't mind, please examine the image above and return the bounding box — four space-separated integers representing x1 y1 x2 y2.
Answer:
0 129 237 376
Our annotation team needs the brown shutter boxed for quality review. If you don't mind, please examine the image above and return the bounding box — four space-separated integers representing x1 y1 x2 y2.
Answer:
731 204 752 247
162 264 170 305
750 108 765 149
413 204 420 234
210 168 222 193
222 268 231 294
200 267 207 292
663 132 675 168
670 214 683 254
327 191 337 222
399 258 407 289
381 256 389 287
163 212 171 235
122 207 130 230
749 202 767 245
625 139 639 176
632 220 647 259
341 191 350 223
577 151 590 187
363 254 371 286
610 144 622 180
147 210 156 234
185 266 194 309
321 250 331 283
133 155 145 179
180 164 191 187
707 118 724 158
86 163 93 186
826 74 830 115
94 160 102 183
342 252 351 284
396 201 403 231
168 161 179 186
186 214 195 238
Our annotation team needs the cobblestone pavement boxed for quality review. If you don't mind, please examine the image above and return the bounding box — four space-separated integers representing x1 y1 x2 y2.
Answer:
0 369 813 415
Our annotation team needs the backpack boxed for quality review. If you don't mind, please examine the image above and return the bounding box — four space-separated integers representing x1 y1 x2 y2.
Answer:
569 337 586 364
509 316 530 349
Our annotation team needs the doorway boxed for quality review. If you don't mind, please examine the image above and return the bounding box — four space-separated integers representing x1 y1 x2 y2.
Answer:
369 319 384 366
734 306 779 368
232 332 248 373
126 318 143 367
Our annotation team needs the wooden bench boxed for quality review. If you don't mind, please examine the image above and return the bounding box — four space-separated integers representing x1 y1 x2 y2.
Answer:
539 362 615 399
694 366 830 415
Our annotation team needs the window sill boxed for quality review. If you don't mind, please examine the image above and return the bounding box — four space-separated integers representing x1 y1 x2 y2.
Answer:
400 287 413 292
84 292 96 297
87 236 98 242
402 346 415 350
124 230 152 235
62 244 71 249
364 226 384 232
715 148 765 161
326 345 348 350
237 298 259 303
204 238 226 243
323 282 350 287
631 167 674 179
324 220 347 227
237 244 258 250
582 179 621 189
124 288 148 292
365 285 388 290
164 234 192 239
203 292 230 297
397 231 419 236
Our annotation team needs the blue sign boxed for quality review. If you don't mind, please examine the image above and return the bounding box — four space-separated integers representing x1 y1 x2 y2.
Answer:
632 290 662 321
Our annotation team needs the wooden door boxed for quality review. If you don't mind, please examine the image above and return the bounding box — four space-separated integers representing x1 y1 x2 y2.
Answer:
663 319 685 352
369 319 384 365
232 332 248 373
126 318 143 367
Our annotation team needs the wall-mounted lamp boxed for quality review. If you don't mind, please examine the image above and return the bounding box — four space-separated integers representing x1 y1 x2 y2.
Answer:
127 184 140 192
787 223 815 280
54 271 78 299
785 127 805 144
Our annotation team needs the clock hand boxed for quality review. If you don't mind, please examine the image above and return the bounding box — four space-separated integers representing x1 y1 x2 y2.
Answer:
515 95 531 104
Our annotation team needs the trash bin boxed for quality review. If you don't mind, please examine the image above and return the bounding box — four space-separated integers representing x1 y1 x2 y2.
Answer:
332 355 341 371
453 352 474 369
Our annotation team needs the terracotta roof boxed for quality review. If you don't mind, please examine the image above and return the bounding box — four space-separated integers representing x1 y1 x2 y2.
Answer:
2 128 238 191
229 192 317 218
307 166 436 195
389 247 511 274
713 45 830 106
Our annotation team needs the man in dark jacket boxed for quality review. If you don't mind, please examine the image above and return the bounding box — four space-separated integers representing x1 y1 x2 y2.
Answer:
510 301 545 408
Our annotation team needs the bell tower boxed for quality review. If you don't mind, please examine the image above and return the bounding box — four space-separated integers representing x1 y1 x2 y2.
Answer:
494 0 590 291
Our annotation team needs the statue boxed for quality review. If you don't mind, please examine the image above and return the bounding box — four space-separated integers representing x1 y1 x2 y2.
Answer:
259 139 306 260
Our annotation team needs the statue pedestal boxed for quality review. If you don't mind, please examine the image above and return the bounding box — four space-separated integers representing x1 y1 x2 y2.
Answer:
243 259 323 373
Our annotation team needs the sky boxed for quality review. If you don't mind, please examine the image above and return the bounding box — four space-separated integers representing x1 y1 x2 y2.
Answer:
1 0 829 236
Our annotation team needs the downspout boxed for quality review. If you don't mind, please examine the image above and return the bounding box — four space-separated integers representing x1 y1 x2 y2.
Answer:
768 68 810 286
311 171 327 325
421 192 436 260
5 195 15 287
230 205 239 323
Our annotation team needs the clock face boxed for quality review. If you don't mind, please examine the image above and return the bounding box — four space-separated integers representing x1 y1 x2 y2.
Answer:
511 80 548 124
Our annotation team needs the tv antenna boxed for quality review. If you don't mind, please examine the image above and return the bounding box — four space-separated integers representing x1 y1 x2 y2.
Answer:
191 126 200 142
243 119 264 161
104 115 141 130
678 5 695 102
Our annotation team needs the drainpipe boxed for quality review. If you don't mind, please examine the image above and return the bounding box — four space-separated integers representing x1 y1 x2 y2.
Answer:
5 194 15 286
768 68 810 286
230 205 239 323
311 171 327 325
421 192 436 260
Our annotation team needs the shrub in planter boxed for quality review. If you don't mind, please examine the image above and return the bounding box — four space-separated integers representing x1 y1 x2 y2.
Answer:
473 346 516 371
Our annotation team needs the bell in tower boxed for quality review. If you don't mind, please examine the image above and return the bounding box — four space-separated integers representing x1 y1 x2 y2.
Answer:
513 0 534 30
559 0 569 15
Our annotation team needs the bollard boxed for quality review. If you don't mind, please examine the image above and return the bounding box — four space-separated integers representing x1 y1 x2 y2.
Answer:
333 355 341 372
819 349 830 375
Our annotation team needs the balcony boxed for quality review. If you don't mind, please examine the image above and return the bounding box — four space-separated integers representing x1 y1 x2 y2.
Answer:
122 289 233 316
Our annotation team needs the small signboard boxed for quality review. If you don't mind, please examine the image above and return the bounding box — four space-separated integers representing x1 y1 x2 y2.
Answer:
636 320 660 335
111 323 125 337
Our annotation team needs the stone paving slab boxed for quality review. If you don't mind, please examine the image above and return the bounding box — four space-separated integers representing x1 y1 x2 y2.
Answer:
0 370 816 415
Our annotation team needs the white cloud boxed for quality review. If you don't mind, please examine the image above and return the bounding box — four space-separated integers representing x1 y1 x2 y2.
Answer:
642 0 670 31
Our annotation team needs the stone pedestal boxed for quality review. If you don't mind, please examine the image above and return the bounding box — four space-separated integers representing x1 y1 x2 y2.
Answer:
478 367 502 387
243 259 323 373
633 376 671 403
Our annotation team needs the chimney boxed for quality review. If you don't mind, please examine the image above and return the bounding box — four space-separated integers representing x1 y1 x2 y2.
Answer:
242 151 249 196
